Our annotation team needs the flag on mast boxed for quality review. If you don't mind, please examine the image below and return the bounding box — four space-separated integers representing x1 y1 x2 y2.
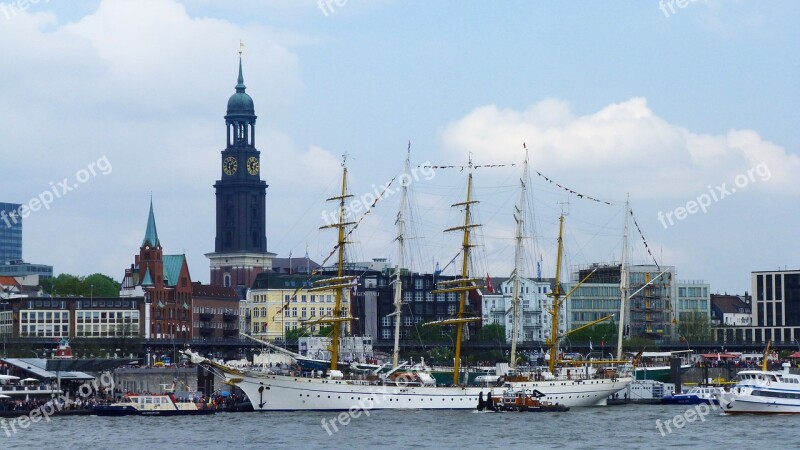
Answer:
486 274 494 293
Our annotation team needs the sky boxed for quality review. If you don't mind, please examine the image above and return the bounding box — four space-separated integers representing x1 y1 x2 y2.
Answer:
0 0 797 295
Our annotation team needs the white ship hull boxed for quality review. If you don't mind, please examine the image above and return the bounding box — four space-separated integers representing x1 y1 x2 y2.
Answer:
715 367 800 415
229 372 632 411
717 393 800 414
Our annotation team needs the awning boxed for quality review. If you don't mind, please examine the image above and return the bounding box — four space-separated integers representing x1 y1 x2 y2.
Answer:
788 352 800 358
1 358 95 380
700 353 738 359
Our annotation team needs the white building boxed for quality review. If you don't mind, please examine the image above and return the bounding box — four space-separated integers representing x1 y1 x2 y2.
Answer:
482 278 561 343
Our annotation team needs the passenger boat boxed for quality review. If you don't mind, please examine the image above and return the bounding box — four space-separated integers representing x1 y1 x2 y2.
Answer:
633 350 694 382
716 362 800 414
661 386 723 405
93 394 215 416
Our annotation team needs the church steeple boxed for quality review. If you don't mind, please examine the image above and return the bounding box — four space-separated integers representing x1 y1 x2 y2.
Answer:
142 198 160 248
208 47 274 295
236 57 246 93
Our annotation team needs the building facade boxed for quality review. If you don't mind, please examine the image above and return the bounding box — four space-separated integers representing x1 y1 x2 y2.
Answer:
206 57 275 296
714 270 800 344
675 280 711 322
248 273 349 341
191 282 240 339
0 202 22 265
710 293 752 327
3 296 144 338
482 277 558 343
566 263 677 342
353 271 482 343
120 201 193 340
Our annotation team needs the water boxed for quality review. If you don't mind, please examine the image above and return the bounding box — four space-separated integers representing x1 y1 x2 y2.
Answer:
2 404 799 449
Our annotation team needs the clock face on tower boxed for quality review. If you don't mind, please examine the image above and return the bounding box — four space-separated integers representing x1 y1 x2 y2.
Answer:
247 156 259 175
223 156 237 175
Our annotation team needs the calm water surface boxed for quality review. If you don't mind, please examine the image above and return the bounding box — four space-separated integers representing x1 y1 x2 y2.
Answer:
2 404 798 449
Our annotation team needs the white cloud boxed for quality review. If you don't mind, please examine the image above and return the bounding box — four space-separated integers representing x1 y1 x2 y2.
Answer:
440 97 800 199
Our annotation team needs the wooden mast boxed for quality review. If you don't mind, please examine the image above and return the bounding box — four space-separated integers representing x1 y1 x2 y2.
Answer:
547 214 565 374
311 156 356 372
391 145 410 368
427 161 482 385
509 149 528 369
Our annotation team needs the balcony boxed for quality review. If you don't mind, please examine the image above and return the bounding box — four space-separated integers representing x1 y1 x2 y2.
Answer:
199 312 213 321
223 312 237 322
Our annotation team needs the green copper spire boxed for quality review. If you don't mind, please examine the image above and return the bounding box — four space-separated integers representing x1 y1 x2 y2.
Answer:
142 198 160 248
141 266 154 287
235 57 246 93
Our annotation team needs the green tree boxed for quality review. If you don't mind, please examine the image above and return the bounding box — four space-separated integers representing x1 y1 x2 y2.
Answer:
677 311 712 343
470 323 506 343
567 321 618 346
42 273 120 297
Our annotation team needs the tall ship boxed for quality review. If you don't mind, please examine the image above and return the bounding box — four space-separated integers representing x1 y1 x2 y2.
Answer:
187 150 631 410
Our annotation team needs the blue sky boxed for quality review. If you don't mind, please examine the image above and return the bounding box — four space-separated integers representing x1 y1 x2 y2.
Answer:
1 0 797 294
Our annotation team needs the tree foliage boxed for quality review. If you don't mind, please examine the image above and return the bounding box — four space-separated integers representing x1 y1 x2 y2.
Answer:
677 311 712 343
41 273 120 298
566 321 618 346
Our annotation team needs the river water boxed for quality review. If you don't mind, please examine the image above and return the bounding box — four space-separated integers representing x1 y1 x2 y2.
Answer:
2 404 797 449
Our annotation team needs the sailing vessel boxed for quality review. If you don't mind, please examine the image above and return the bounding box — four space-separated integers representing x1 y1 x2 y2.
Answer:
185 152 630 410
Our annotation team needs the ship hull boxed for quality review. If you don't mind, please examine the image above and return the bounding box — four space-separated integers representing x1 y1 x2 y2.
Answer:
717 393 800 414
229 373 632 411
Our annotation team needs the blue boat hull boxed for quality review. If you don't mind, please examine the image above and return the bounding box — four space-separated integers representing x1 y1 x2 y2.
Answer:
661 395 718 405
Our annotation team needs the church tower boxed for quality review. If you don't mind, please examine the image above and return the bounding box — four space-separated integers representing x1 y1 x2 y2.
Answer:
206 55 275 296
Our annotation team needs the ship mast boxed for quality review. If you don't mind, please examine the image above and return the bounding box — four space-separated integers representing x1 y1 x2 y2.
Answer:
391 145 411 368
616 197 630 361
311 156 356 372
547 214 566 374
509 150 528 369
428 159 482 385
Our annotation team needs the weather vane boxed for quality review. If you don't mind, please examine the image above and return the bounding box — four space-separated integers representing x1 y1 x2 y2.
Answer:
239 39 245 57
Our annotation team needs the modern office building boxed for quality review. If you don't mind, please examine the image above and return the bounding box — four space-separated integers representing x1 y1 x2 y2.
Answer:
715 270 800 344
566 263 677 342
0 202 22 265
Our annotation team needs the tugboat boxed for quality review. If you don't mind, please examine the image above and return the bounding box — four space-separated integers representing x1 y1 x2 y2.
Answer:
479 388 569 412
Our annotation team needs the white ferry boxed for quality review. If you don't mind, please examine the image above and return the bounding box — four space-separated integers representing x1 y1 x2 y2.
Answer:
94 394 215 416
716 363 800 414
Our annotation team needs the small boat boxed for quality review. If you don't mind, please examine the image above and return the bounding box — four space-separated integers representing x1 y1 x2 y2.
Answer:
479 388 569 412
94 394 215 416
661 386 723 405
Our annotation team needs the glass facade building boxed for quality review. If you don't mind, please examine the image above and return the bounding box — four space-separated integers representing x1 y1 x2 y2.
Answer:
0 202 22 264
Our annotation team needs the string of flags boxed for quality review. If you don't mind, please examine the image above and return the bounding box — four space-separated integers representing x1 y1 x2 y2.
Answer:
629 210 661 271
533 171 615 205
420 163 516 171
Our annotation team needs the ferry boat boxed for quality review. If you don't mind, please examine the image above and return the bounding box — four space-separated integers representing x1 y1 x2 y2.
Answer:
94 394 215 416
661 385 723 405
716 362 800 414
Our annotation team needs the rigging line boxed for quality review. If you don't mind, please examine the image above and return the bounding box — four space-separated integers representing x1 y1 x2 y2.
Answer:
269 175 399 323
532 170 620 205
629 209 661 271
